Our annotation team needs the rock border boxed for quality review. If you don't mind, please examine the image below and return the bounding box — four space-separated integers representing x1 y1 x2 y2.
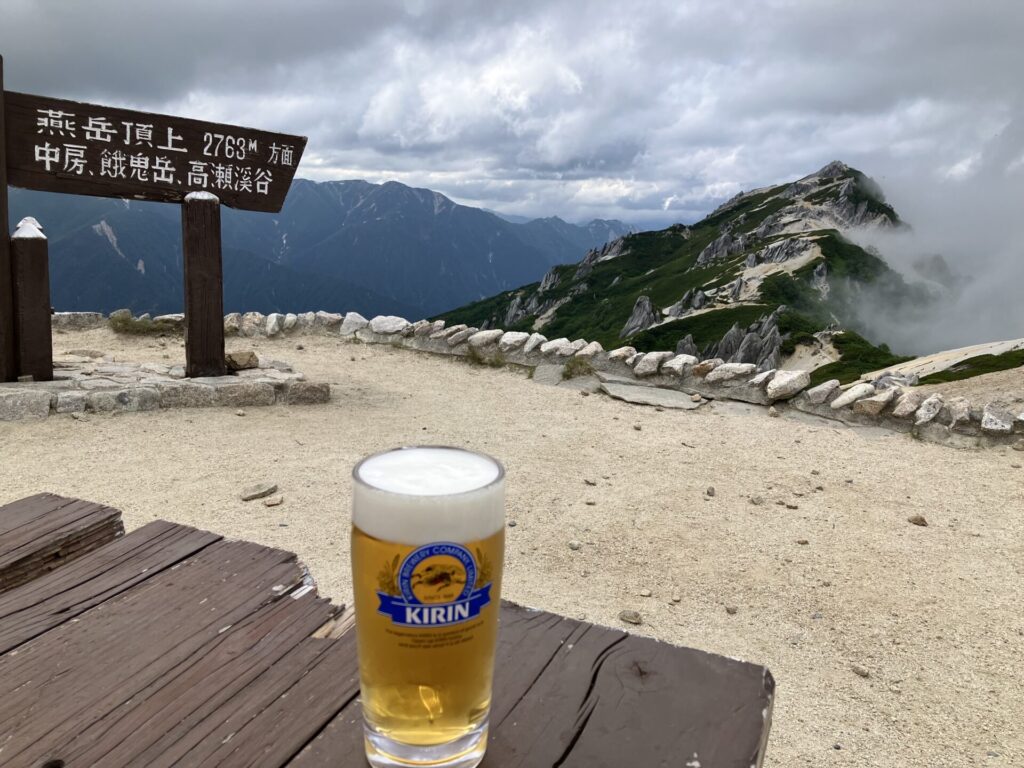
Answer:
46 309 1024 448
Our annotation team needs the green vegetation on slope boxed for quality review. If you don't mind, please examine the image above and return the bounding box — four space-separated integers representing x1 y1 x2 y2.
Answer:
628 305 771 353
808 332 913 387
918 350 1024 385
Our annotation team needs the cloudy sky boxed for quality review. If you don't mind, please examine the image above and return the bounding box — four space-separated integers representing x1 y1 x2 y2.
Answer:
1 0 1022 230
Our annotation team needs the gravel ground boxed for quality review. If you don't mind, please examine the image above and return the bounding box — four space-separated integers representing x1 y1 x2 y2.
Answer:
2 328 1022 767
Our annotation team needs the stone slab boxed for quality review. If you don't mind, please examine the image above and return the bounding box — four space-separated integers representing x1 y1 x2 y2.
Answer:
600 382 706 410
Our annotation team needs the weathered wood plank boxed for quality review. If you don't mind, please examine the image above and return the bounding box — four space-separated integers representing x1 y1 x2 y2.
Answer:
61 596 341 767
486 604 775 768
0 493 124 592
289 603 775 768
0 538 315 766
0 520 220 653
11 224 53 381
182 194 226 378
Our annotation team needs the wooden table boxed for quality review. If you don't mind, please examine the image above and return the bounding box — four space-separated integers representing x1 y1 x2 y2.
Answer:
0 494 774 767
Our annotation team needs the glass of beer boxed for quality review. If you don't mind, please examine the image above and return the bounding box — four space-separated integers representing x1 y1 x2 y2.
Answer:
351 446 505 768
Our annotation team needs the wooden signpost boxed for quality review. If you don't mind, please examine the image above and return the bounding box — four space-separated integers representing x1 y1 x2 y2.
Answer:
0 53 307 380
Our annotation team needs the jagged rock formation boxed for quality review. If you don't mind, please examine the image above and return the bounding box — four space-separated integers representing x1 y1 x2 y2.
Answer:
620 295 659 338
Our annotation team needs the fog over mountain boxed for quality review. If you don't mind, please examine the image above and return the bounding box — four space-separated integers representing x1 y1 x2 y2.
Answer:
849 119 1024 353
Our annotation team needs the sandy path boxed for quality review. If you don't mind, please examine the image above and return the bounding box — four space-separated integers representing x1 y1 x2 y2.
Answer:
2 329 1022 767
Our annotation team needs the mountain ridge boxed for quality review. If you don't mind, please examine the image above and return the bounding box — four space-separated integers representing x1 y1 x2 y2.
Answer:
7 178 634 318
439 161 928 384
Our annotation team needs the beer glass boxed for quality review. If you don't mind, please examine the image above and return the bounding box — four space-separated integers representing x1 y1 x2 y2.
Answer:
351 446 505 768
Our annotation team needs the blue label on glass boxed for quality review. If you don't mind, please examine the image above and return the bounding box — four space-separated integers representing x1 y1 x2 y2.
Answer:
377 541 492 627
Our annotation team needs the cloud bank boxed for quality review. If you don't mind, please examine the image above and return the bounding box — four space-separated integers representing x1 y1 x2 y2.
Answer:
2 0 1022 348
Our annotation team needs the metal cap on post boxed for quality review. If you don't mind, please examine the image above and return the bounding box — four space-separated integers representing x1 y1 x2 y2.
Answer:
11 219 53 382
182 192 226 378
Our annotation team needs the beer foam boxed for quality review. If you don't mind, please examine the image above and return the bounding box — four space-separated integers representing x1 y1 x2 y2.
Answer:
353 447 505 545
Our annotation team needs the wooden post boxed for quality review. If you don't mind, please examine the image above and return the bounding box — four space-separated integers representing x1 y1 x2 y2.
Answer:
0 55 18 382
181 192 226 378
11 220 53 381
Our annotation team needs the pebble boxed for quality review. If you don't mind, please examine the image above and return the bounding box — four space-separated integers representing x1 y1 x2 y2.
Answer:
907 515 928 527
235 409 246 417
725 605 738 615
568 540 582 551
633 424 642 431
639 589 652 597
690 393 701 403
749 496 765 506
812 612 823 620
240 482 278 501
618 610 643 625
768 406 780 417
70 412 88 422
811 469 820 475
671 595 682 603
584 478 597 486
1011 464 1022 469
786 503 799 510
851 664 871 678
797 539 809 545
263 495 284 507
508 520 517 527
585 500 597 506
706 486 716 497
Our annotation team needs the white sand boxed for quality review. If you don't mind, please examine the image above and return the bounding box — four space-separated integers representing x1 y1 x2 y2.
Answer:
2 328 1022 767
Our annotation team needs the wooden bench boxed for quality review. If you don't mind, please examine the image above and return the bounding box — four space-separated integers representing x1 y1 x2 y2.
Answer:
0 494 774 767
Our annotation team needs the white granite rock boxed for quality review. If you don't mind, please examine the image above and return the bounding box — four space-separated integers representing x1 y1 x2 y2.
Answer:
981 404 1014 434
283 313 298 331
633 351 675 377
432 324 466 340
749 369 776 388
766 370 810 401
297 311 316 328
417 320 445 337
369 315 411 335
540 338 572 355
705 362 757 384
523 333 547 354
608 346 637 362
805 379 841 405
575 341 604 358
891 391 924 419
468 329 504 348
498 331 530 352
239 312 265 338
947 397 972 428
626 353 644 368
314 311 343 331
340 312 369 336
830 382 876 410
852 387 898 416
447 327 478 346
661 354 698 377
223 313 241 335
265 313 284 336
914 394 944 426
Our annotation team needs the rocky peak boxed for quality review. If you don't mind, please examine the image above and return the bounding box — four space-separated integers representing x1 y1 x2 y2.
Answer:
620 295 659 338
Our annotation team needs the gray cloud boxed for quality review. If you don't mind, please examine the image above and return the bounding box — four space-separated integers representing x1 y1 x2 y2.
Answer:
2 1 1023 348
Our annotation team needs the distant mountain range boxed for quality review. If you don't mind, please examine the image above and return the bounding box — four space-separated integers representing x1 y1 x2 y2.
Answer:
7 179 634 318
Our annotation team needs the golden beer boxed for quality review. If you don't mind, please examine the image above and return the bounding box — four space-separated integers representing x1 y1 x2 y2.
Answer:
352 447 505 768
